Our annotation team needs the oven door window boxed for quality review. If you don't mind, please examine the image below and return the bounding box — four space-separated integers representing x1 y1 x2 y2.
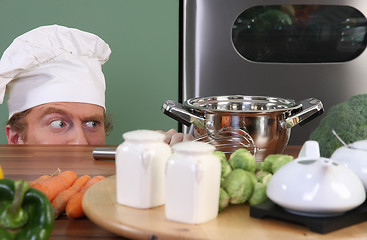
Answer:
232 5 367 63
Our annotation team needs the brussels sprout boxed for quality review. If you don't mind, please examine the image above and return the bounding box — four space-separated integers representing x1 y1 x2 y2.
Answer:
222 169 254 204
255 161 264 172
249 182 268 206
228 148 256 173
214 151 232 179
219 187 230 212
262 156 274 172
263 154 294 174
271 156 293 173
255 170 271 182
247 171 257 185
214 150 227 162
261 173 272 186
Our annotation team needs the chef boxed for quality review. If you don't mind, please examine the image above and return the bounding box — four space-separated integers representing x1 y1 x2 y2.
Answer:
0 25 192 145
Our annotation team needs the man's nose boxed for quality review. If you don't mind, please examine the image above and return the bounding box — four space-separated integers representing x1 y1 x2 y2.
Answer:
69 127 88 145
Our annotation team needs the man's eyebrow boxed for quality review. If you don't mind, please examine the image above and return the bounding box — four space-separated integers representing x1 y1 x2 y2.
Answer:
39 107 104 121
82 113 105 122
39 107 70 117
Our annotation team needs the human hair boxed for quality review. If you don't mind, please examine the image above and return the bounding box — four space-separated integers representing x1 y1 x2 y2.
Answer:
7 108 113 142
104 112 113 135
6 109 31 141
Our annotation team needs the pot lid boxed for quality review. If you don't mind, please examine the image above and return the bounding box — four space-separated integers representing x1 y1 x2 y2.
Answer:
184 95 301 113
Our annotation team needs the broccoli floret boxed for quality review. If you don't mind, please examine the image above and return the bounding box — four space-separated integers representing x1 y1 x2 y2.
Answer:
309 94 367 157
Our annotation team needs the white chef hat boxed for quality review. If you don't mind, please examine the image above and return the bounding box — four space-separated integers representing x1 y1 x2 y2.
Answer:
0 24 111 119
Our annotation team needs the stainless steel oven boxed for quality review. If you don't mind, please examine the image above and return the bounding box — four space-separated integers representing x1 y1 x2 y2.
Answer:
179 0 367 144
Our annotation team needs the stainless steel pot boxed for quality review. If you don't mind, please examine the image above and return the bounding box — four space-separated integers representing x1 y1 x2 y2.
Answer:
162 95 324 161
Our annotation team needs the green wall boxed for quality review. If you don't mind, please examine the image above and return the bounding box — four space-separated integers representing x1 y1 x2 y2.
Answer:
0 0 179 144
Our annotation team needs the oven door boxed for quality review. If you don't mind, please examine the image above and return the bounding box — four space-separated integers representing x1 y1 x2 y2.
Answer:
179 0 367 144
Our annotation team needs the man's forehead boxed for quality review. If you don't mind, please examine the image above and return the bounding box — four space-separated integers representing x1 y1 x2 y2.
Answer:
33 102 105 119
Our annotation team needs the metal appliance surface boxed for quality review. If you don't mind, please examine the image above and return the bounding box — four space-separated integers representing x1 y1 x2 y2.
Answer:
179 0 367 144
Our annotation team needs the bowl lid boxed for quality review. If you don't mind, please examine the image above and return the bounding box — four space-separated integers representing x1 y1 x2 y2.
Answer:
184 95 301 113
266 157 366 217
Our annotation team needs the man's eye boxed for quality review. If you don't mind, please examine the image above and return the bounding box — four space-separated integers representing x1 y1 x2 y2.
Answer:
50 120 66 128
85 121 99 128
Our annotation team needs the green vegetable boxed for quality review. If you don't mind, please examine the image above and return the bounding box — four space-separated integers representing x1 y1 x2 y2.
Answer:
228 148 256 173
255 162 263 172
247 171 257 185
310 94 367 157
0 179 54 240
218 151 294 212
263 154 293 174
218 188 230 212
249 182 268 206
214 151 232 179
255 170 272 183
222 169 254 204
261 173 272 186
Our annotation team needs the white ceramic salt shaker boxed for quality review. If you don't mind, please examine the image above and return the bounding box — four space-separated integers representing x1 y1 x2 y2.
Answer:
165 141 221 224
115 129 172 209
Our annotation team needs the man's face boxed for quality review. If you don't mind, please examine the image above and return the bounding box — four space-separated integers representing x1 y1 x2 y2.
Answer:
14 102 106 145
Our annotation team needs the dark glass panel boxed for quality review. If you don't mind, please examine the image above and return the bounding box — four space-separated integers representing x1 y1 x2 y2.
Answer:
232 5 367 63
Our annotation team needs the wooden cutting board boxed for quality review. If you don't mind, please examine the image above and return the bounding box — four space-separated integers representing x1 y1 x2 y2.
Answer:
82 176 367 240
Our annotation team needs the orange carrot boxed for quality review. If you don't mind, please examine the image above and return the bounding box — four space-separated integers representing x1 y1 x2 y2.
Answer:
31 170 78 201
29 169 62 186
65 175 105 218
29 175 51 187
52 174 91 218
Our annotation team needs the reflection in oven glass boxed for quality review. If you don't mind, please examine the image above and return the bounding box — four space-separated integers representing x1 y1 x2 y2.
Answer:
232 5 367 63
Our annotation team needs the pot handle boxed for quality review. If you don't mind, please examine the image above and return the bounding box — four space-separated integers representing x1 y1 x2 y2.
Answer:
285 98 324 128
162 100 206 128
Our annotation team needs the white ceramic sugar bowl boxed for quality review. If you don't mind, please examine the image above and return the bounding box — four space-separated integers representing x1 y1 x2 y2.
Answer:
165 141 221 224
115 129 172 209
266 156 366 217
331 140 367 191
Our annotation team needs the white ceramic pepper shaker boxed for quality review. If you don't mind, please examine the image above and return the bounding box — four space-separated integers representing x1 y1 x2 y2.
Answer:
165 141 221 224
115 129 172 209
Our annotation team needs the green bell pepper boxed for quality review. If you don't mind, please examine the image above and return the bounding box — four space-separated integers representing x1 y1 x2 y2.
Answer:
0 179 54 240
